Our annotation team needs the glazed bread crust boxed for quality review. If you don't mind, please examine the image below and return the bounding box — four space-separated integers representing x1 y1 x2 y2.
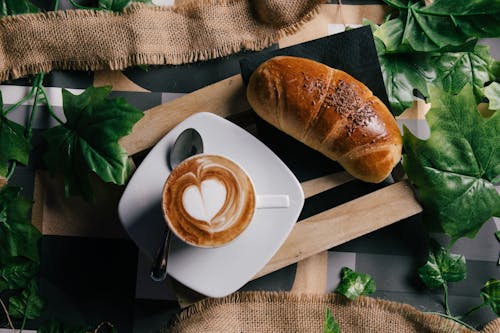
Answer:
247 56 402 183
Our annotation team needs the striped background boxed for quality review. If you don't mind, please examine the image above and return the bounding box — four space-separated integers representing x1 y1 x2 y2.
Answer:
2 1 499 332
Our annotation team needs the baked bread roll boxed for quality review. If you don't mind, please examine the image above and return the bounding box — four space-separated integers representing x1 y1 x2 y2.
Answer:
246 56 402 183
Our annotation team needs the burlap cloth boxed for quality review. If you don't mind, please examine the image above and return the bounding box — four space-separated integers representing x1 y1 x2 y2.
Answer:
164 292 500 333
0 0 325 81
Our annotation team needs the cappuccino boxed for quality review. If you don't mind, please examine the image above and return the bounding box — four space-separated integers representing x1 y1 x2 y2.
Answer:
162 154 256 247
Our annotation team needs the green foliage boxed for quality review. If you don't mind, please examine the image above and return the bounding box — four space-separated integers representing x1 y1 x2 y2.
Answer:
137 64 149 72
335 267 376 300
418 239 467 289
42 86 143 201
0 257 37 292
0 93 31 176
0 186 41 262
323 308 341 333
377 0 500 53
0 0 38 17
480 279 500 316
368 21 497 115
433 45 498 101
0 186 41 322
484 82 500 111
8 279 45 319
403 85 500 241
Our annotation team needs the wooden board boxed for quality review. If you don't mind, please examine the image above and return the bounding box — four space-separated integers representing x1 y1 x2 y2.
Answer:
120 74 248 155
290 251 328 294
117 73 423 279
254 180 422 279
115 73 423 303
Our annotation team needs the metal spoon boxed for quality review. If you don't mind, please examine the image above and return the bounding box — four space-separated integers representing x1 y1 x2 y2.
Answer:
150 128 204 282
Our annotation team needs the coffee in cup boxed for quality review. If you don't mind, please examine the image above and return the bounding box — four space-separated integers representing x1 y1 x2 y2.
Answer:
162 154 257 248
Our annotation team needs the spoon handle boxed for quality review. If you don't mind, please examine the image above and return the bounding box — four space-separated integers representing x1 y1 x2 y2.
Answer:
150 228 172 282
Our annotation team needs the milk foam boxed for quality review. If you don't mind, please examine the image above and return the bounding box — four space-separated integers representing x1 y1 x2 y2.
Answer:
182 178 227 224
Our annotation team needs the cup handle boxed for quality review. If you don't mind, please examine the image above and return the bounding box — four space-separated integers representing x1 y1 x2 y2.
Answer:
256 195 290 209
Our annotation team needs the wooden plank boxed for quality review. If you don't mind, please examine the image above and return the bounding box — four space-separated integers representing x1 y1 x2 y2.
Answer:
254 180 422 279
290 252 328 294
33 171 128 238
93 70 150 92
294 172 353 295
301 172 353 199
119 74 249 155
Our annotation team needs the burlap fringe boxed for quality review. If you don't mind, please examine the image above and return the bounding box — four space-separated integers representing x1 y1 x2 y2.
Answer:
164 291 500 333
0 1 324 82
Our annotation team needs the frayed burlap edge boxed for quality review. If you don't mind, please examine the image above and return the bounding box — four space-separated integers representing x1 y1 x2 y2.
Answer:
0 1 325 82
163 291 499 333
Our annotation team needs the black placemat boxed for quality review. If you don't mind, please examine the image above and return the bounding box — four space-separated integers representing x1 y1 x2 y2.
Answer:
239 26 388 106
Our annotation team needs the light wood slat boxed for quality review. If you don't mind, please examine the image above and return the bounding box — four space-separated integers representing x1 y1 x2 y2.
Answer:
290 252 328 294
294 172 354 295
254 180 422 279
119 74 249 155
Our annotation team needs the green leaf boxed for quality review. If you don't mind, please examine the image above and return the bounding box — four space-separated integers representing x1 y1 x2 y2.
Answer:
376 0 500 53
335 267 376 300
382 0 408 8
484 82 500 111
0 110 31 176
374 17 411 54
378 52 435 115
38 319 88 333
480 279 500 316
323 308 341 333
0 0 39 17
136 64 149 72
433 45 496 101
9 279 45 319
0 186 41 262
98 0 131 12
403 85 500 241
376 41 496 115
0 256 37 292
42 86 143 201
418 239 467 289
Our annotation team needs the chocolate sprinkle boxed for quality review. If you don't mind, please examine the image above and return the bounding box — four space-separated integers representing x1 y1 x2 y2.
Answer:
324 80 376 136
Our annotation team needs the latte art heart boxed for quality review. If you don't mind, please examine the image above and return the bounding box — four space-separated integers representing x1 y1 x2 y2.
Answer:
182 179 227 224
162 155 256 247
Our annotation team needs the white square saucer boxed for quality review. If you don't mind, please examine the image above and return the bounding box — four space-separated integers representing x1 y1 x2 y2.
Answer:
118 112 304 297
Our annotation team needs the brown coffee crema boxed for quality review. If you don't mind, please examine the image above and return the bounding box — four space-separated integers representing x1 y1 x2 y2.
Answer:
162 155 256 247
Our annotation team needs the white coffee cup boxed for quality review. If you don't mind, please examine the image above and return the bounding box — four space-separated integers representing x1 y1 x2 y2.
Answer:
161 154 289 248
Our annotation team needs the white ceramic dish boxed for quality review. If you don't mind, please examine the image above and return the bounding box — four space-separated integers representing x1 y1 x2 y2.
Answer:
118 112 304 297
